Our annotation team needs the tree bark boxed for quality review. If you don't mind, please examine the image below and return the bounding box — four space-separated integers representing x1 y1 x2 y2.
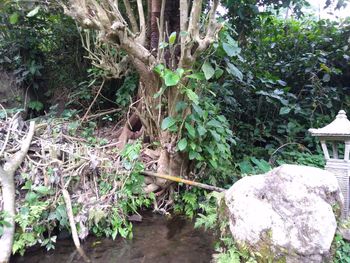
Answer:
0 121 35 263
64 0 222 190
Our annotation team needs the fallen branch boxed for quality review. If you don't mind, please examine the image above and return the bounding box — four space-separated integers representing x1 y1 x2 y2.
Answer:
62 189 91 263
0 121 35 263
141 171 225 192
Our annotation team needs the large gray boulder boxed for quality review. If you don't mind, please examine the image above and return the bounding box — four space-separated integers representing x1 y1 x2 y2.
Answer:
225 164 343 263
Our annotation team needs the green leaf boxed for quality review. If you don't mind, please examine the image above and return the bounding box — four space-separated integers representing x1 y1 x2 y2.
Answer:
33 185 50 195
197 125 207 136
27 6 40 17
177 138 187 151
176 68 184 78
215 68 224 79
9 12 19 24
192 104 203 117
202 61 215 80
279 107 291 115
164 69 180 86
161 117 177 130
169 32 177 45
189 150 198 160
207 119 222 128
239 160 253 174
226 62 243 81
186 72 205 80
185 123 196 138
185 89 199 105
175 101 187 113
250 157 271 173
210 130 221 141
159 42 169 49
154 64 165 75
222 42 240 57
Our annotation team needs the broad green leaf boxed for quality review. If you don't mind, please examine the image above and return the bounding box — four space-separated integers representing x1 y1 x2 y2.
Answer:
222 42 240 57
185 89 199 104
189 150 198 160
210 130 221 141
27 6 40 17
279 107 291 115
164 69 180 86
161 116 176 130
209 159 218 168
192 104 203 116
202 61 215 80
197 125 207 136
226 62 243 81
33 185 51 195
177 138 187 151
215 68 224 79
9 12 19 24
185 122 196 138
175 101 187 112
176 68 184 78
169 32 177 45
186 72 205 80
154 64 165 75
159 42 169 49
250 157 271 173
207 119 222 128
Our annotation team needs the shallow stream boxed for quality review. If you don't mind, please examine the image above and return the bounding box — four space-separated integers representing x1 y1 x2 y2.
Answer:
12 212 214 263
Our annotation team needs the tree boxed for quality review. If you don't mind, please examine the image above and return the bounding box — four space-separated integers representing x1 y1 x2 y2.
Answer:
62 0 223 193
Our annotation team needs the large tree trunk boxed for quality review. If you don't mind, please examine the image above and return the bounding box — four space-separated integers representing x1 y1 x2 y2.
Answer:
64 0 221 191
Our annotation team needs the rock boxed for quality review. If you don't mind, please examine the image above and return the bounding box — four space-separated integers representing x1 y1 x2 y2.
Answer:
225 164 343 263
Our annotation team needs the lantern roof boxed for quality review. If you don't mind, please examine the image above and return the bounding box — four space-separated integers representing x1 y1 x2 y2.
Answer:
309 110 350 138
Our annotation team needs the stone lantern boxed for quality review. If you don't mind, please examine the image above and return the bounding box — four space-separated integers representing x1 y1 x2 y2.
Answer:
309 110 350 218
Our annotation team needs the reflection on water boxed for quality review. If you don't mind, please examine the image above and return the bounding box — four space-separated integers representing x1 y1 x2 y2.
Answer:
12 212 214 263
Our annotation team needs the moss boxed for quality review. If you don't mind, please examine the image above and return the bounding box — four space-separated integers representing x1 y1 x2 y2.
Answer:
235 229 287 263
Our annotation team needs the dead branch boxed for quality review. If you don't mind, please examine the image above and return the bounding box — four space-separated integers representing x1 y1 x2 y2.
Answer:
0 121 35 263
141 170 225 192
62 189 91 263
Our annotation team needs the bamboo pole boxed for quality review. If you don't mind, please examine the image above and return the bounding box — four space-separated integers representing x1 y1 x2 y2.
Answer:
141 171 226 192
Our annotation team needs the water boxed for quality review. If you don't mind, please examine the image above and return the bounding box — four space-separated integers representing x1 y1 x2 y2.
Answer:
12 212 214 263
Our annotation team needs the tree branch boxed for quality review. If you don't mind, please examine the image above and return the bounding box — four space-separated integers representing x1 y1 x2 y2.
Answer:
135 0 146 45
179 0 188 66
157 0 166 62
179 0 202 66
122 0 139 33
195 0 221 55
65 0 156 68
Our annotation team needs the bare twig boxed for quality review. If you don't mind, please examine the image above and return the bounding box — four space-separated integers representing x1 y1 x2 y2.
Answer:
82 79 105 122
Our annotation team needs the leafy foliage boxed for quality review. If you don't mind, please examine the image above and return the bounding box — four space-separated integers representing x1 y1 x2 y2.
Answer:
334 234 350 263
0 1 87 114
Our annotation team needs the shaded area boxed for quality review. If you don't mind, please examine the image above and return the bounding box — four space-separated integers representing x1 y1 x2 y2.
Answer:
12 212 214 263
